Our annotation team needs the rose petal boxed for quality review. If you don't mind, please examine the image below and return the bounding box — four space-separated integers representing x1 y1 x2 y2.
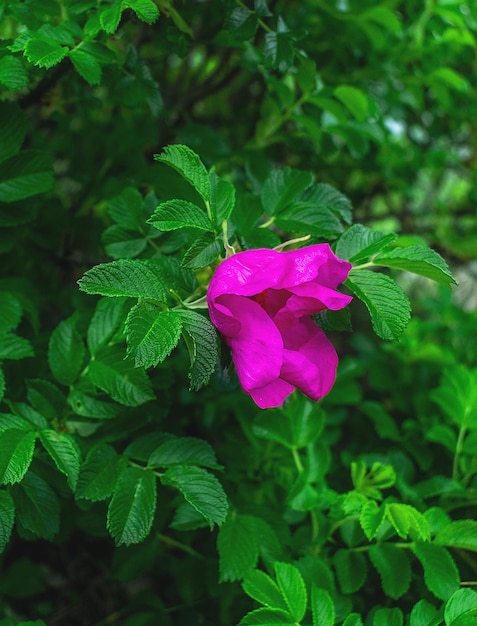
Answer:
217 294 283 392
249 377 295 409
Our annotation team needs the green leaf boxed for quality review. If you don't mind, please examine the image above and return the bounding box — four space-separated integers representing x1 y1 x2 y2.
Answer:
78 259 169 301
87 297 127 354
162 465 227 530
369 544 411 599
154 145 210 204
24 38 69 69
0 293 22 335
12 471 60 539
38 430 81 491
359 500 386 540
149 199 212 232
435 520 477 552
209 168 235 227
125 303 182 368
335 224 398 263
0 103 27 164
261 167 313 216
0 151 53 202
242 570 289 611
148 436 221 469
99 2 122 34
372 608 403 626
176 309 220 390
170 501 210 531
76 444 121 501
334 549 367 593
218 515 261 582
0 56 29 91
88 345 154 406
0 429 36 485
123 0 159 23
48 316 85 386
352 461 396 499
107 466 157 546
102 225 147 259
68 389 120 419
346 270 411 340
0 368 4 404
385 503 430 540
238 608 295 626
445 589 477 625
0 490 15 553
263 31 294 71
412 542 460 601
27 379 65 420
181 232 222 269
334 86 369 122
108 187 145 229
274 561 307 622
431 366 477 429
410 600 440 626
228 6 258 40
311 586 334 626
343 615 364 626
374 245 456 286
69 49 102 85
0 334 34 360
275 204 343 238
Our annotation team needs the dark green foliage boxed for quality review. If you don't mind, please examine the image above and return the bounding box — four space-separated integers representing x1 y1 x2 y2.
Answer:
1 0 477 624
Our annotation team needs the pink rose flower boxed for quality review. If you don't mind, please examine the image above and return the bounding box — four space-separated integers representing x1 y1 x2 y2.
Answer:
207 244 352 409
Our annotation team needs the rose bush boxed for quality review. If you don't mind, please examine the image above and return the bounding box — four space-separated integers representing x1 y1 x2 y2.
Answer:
207 244 352 408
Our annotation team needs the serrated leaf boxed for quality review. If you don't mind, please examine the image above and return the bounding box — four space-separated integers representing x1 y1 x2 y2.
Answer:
410 599 440 626
0 103 27 164
48 316 85 386
431 366 477 429
334 549 367 593
108 187 145 230
218 515 261 582
12 471 60 539
346 270 411 340
148 436 220 469
412 542 460 601
87 297 127 354
261 167 312 216
76 444 121 501
68 389 120 419
263 31 294 71
170 501 210 531
0 56 29 91
102 225 147 259
209 168 235 227
359 500 386 540
335 224 397 263
0 429 36 485
148 199 212 232
274 561 307 622
123 0 159 23
163 465 227 530
435 520 477 552
343 615 364 626
228 6 258 40
0 150 53 202
0 334 34 360
0 490 15 553
125 303 182 368
27 379 65 420
38 430 81 491
100 3 122 33
311 586 334 626
369 544 411 599
445 589 477 625
154 145 210 204
372 608 404 626
301 182 353 224
24 38 69 69
88 345 154 407
181 231 222 269
69 48 102 85
176 310 220 390
242 570 289 611
385 503 430 540
374 245 456 286
107 466 157 546
334 86 369 122
238 608 295 626
78 259 169 301
0 293 22 335
275 204 343 238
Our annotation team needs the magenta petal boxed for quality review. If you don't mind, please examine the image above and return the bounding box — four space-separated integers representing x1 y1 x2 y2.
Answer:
218 294 283 393
249 377 295 409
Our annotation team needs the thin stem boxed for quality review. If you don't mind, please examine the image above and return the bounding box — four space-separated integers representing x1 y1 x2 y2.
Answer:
222 220 236 257
291 447 304 474
349 262 376 271
274 235 311 251
452 425 467 482
259 216 275 229
157 533 205 559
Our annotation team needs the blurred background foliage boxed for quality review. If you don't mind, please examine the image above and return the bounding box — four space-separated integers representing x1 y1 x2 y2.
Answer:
0 0 477 624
